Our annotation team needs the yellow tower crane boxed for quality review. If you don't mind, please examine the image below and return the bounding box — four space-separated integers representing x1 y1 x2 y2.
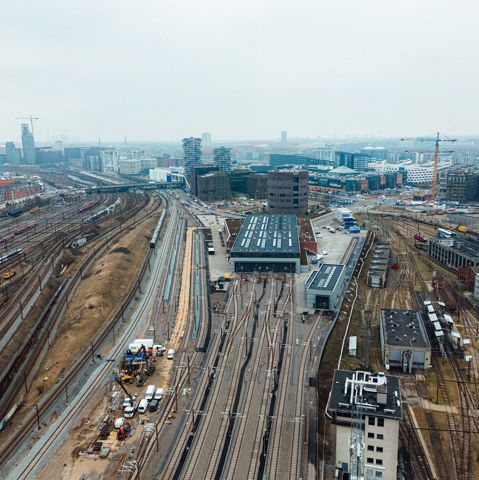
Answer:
401 133 456 200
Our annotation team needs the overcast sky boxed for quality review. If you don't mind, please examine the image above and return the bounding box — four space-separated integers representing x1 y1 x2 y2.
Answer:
1 0 477 143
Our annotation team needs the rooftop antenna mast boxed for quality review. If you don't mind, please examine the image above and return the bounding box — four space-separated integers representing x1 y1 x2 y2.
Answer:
349 386 364 479
16 115 39 138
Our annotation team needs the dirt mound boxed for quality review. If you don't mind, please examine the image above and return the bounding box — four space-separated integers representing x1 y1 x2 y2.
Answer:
109 247 131 255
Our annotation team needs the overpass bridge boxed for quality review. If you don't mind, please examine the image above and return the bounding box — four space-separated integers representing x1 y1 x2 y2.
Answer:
85 181 183 194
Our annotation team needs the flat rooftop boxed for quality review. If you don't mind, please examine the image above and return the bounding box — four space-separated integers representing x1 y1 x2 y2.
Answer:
297 218 315 243
329 370 403 421
230 214 300 256
306 264 344 292
380 308 430 349
224 218 244 237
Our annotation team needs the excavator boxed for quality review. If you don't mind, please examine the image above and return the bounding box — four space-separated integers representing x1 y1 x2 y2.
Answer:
115 376 134 407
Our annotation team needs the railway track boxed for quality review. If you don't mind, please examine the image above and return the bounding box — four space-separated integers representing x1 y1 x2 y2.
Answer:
0 194 163 472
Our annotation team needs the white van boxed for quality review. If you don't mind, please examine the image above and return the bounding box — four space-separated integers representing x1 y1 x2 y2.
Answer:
145 385 155 401
155 388 164 400
167 349 174 360
138 399 149 414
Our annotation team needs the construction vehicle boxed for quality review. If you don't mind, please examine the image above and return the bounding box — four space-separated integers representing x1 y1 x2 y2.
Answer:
30 206 39 214
458 226 468 233
136 373 147 387
115 376 134 406
2 270 15 279
117 422 131 440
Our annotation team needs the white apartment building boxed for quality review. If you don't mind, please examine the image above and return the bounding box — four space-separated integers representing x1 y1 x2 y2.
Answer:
369 161 452 184
119 158 142 174
329 370 402 480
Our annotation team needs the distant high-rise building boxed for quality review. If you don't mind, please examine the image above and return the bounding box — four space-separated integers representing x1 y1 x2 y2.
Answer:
6 142 22 164
182 137 202 179
21 124 36 164
281 131 287 146
201 133 211 147
213 146 232 174
268 170 308 214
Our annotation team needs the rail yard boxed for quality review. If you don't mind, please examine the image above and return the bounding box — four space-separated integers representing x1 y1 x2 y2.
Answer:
0 181 478 480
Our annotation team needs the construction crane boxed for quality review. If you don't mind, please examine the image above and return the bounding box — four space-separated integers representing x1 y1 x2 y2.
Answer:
401 133 456 200
16 115 39 137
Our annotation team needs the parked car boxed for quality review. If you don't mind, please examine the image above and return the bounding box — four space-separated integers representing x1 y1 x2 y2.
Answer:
145 385 155 401
155 388 164 400
123 398 133 409
138 399 149 414
167 349 174 360
149 400 159 412
124 405 137 419
321 251 328 255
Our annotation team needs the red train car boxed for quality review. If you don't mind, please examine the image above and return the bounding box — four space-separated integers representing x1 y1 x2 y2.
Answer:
414 234 427 243
15 222 37 235
0 234 15 244
79 200 99 213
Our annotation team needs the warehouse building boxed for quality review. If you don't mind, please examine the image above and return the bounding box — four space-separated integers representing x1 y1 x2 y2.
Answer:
329 370 402 480
428 236 479 270
368 243 391 287
305 264 346 311
229 214 302 273
380 309 431 373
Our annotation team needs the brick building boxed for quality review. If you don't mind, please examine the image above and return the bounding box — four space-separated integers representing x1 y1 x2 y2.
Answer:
196 172 231 202
246 174 268 199
190 165 218 196
2 184 41 202
457 265 479 290
268 170 308 214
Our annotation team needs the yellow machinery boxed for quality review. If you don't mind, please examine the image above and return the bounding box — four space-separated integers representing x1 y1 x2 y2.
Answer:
30 206 39 214
2 270 15 279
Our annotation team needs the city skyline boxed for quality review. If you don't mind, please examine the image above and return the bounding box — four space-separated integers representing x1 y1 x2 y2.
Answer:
2 0 478 142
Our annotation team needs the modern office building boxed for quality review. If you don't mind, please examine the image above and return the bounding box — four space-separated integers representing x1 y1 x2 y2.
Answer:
196 172 231 202
281 131 287 146
445 170 479 203
182 137 202 179
190 165 218 196
64 147 82 165
201 133 211 147
6 142 22 164
268 154 316 167
246 173 268 199
268 169 308 214
35 148 62 165
213 146 232 174
329 370 402 480
304 264 346 311
334 151 354 169
352 154 369 172
379 309 431 372
21 124 36 164
100 150 120 172
229 214 301 273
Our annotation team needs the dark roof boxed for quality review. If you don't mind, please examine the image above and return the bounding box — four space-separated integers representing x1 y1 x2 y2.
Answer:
329 370 403 420
306 264 344 292
230 214 300 255
380 309 430 349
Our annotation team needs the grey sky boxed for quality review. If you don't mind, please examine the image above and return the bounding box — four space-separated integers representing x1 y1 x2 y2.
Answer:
1 0 477 142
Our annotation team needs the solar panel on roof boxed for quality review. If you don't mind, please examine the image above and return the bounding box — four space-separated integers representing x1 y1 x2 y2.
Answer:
245 239 251 248
278 239 281 248
325 267 331 274
257 239 261 247
318 279 325 288
289 239 292 246
261 239 266 248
